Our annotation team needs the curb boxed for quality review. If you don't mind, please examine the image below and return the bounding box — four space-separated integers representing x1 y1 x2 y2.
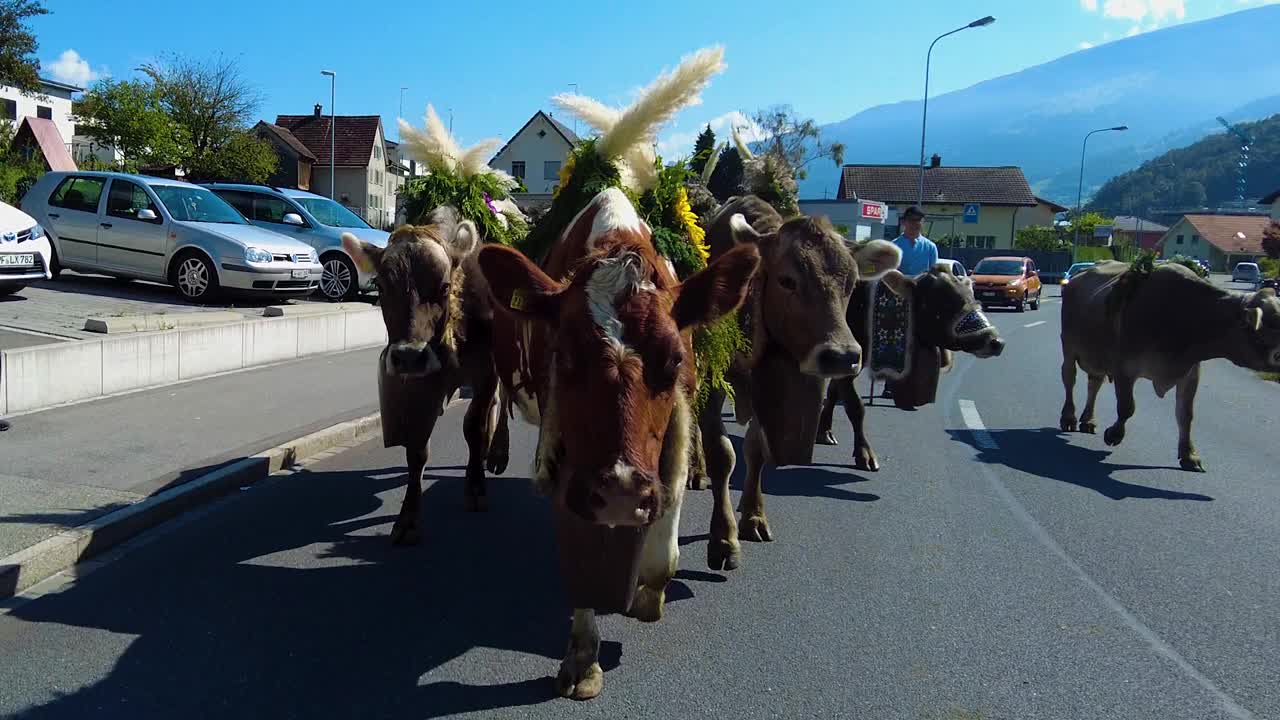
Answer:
0 412 384 601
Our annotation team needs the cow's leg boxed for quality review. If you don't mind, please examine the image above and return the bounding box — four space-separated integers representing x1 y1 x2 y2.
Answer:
463 370 498 512
630 481 685 621
556 609 603 700
1176 364 1205 472
738 419 773 542
702 388 741 571
1059 346 1079 432
838 377 879 472
1078 374 1105 435
391 444 428 545
486 384 510 475
1103 374 1137 447
815 381 840 445
687 414 710 490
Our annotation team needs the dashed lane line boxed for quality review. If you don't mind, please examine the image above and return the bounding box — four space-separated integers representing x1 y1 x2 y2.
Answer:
1024 320 1047 328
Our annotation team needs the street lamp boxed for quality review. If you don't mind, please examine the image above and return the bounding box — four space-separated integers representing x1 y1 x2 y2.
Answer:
1074 125 1128 250
917 15 995 206
398 86 408 138
321 70 336 200
568 83 579 135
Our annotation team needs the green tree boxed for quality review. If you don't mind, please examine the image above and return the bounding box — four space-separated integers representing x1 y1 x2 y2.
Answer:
1069 211 1113 244
0 1 48 95
690 124 715 175
707 143 744 202
1015 224 1067 251
185 129 277 183
73 79 184 171
0 118 44 204
750 104 844 181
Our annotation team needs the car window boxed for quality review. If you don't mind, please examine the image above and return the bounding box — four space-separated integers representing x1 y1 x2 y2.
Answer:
974 259 1024 275
49 176 106 214
151 185 247 224
106 179 161 223
212 190 254 220
252 194 290 223
296 197 373 228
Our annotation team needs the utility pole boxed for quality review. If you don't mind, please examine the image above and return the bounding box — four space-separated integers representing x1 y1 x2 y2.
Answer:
321 70 336 200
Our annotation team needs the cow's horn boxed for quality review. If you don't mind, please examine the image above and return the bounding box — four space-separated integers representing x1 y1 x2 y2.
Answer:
1248 307 1263 332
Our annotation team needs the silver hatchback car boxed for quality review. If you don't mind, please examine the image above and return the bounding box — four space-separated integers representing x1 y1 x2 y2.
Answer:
21 172 322 302
204 184 389 301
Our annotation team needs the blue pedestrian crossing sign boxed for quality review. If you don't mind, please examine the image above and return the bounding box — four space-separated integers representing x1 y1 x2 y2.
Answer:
963 203 980 224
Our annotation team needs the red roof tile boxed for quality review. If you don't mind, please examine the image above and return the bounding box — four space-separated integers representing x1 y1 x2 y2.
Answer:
837 164 1037 206
275 114 382 167
1178 214 1274 254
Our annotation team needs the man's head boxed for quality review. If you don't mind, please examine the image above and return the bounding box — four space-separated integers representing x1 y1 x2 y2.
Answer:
900 205 925 240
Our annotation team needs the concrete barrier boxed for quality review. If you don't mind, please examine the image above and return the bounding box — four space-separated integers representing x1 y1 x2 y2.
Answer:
1 306 387 416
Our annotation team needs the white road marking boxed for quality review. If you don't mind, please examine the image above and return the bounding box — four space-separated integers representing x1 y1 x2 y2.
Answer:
958 399 998 450
1024 321 1047 328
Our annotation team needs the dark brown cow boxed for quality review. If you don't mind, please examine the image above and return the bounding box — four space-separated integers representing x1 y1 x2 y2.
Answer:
816 267 1006 469
477 187 760 700
697 195 902 571
342 207 509 545
1060 260 1280 470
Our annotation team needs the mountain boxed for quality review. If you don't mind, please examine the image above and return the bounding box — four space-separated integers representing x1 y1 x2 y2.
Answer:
801 5 1280 204
1085 112 1280 218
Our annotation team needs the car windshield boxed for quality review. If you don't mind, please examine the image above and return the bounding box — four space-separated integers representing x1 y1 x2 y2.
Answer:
296 197 373 228
152 185 246 224
1068 263 1092 274
975 260 1025 276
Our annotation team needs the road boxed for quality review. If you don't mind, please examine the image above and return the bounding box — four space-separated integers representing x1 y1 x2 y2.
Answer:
1 284 1278 719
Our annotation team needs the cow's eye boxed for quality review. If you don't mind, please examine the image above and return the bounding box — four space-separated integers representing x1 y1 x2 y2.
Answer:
438 282 450 303
777 275 798 291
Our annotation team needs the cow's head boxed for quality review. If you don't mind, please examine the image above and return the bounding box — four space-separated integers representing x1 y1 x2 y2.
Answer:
1242 287 1280 369
344 207 477 377
880 267 1006 359
730 213 901 377
479 190 761 528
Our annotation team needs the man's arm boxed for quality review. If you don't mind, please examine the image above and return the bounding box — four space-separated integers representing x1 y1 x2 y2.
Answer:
927 241 939 268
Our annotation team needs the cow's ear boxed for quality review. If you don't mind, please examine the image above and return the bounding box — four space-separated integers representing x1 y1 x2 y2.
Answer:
672 243 762 330
879 269 912 298
851 239 901 281
343 232 382 274
476 244 563 320
445 219 479 261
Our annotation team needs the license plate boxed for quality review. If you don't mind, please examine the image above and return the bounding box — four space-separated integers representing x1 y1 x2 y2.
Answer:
979 291 998 298
0 254 34 267
291 269 309 279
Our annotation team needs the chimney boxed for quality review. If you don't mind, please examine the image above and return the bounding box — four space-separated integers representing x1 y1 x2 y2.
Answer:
314 103 323 118
930 153 941 169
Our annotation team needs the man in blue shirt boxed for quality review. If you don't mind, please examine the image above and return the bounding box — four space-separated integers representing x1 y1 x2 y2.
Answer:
893 205 939 276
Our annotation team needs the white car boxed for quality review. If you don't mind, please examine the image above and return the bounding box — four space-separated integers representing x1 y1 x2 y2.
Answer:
935 258 968 277
0 200 52 297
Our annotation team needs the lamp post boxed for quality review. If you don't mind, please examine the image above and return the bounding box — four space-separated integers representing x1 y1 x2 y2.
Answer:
568 83 579 135
917 15 995 206
398 86 408 138
1074 125 1128 251
321 70 336 200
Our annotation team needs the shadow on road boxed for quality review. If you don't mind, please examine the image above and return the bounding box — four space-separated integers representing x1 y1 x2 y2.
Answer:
947 428 1214 502
4 458 706 718
726 433 880 503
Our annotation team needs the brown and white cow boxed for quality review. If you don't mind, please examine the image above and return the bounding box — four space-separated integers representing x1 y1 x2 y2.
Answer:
477 187 760 700
342 207 509 545
1060 260 1280 470
815 267 1006 469
697 195 902 571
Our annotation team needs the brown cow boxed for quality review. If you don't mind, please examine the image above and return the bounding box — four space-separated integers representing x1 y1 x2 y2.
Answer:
816 267 1006 469
697 195 902 571
342 207 509 545
1060 260 1280 470
477 187 760 700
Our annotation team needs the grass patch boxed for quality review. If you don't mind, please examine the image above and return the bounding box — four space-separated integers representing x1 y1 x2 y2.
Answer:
1260 372 1280 383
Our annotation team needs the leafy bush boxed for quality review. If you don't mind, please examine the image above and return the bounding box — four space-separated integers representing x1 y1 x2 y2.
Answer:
1258 256 1278 279
1167 254 1210 278
1015 224 1067 251
1074 246 1114 263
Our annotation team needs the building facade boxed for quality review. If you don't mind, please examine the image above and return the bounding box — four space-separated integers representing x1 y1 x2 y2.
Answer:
275 106 394 229
489 110 579 194
1 78 80 150
1158 214 1271 271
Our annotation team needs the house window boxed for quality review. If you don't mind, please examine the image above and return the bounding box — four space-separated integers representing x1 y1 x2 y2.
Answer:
374 144 382 160
544 161 561 181
511 161 526 179
1191 234 1199 244
1176 234 1184 245
0 99 15 120
36 105 52 120
965 235 996 249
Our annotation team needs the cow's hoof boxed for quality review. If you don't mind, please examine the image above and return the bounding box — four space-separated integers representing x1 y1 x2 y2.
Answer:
486 450 509 475
708 538 741 571
555 661 603 701
390 521 420 546
1079 421 1097 435
687 473 710 491
1180 454 1205 472
463 493 488 513
627 585 665 623
1060 417 1078 432
740 515 773 543
816 430 838 446
854 446 880 472
1104 426 1125 446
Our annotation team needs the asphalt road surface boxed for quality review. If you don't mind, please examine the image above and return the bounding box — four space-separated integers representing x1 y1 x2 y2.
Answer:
1 285 1277 720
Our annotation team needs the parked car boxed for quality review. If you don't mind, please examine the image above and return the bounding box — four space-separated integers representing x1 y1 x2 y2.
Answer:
204 184 389 301
21 172 322 303
935 258 968 277
0 200 52 297
1232 261 1261 287
971 255 1043 312
1060 261 1097 286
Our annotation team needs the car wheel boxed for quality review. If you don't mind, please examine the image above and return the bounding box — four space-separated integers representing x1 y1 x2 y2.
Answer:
1016 293 1027 312
319 252 358 302
172 251 220 304
1031 291 1041 310
47 244 62 280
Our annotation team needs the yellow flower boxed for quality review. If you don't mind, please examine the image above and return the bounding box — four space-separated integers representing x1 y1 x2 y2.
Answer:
554 154 577 199
676 187 710 263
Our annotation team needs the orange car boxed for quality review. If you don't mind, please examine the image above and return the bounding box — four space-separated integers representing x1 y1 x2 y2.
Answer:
971 256 1043 312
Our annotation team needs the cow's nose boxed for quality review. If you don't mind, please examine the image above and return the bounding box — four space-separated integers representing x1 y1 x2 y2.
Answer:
813 345 862 377
388 344 437 375
987 337 1005 357
585 465 660 527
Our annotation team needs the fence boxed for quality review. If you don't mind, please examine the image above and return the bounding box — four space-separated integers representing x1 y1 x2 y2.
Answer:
943 248 1075 278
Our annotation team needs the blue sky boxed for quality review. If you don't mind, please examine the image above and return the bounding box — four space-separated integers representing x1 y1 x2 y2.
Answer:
33 0 1279 161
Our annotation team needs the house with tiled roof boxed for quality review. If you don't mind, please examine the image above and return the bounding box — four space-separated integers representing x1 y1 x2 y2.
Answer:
490 110 580 194
254 121 317 191
273 105 395 229
1111 215 1171 251
834 155 1055 250
1157 213 1273 271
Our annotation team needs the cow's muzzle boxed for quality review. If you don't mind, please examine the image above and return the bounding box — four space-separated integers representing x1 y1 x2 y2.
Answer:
954 309 1004 358
385 341 442 377
800 343 863 378
565 462 661 527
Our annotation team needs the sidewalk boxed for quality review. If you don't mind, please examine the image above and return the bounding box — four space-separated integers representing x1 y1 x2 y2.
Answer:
0 346 383 561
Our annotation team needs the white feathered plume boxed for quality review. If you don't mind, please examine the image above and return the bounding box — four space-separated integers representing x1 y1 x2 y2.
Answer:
701 140 726 184
732 125 755 161
550 45 727 192
398 103 517 188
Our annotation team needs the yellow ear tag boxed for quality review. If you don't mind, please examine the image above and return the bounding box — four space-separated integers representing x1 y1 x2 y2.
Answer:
860 262 879 276
509 288 527 311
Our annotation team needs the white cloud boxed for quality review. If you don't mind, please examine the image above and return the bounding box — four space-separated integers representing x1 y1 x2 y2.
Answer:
1081 0 1098 9
45 49 104 87
1079 40 1096 49
1082 0 1187 22
1126 25 1143 35
656 110 764 159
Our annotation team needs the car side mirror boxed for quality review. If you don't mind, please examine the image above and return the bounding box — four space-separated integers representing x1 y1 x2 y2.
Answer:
137 208 158 222
283 213 305 226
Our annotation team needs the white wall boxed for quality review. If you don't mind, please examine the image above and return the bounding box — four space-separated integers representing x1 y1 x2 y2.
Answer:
0 81 77 149
491 113 574 194
798 200 885 240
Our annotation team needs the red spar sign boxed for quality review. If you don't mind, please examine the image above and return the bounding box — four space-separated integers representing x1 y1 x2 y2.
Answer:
860 201 885 220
